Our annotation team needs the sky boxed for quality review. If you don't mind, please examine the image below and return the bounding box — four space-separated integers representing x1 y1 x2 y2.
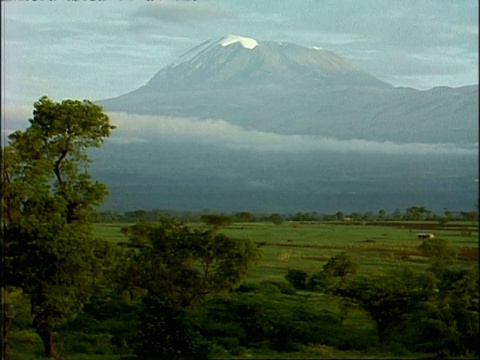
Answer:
1 0 478 127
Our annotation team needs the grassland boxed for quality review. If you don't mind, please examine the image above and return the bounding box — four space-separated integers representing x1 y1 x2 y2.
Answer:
94 220 478 282
8 221 478 359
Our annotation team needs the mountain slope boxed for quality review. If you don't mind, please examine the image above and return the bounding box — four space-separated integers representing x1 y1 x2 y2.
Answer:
140 35 392 90
99 35 478 145
92 35 477 213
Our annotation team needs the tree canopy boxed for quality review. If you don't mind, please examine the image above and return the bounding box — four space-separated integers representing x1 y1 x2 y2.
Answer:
2 96 114 357
120 221 260 358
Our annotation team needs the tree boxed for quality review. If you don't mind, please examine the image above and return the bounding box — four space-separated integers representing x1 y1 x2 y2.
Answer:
335 268 432 344
122 221 260 310
310 252 357 291
285 269 309 289
413 267 479 356
392 208 403 220
269 213 284 225
404 206 429 221
120 221 260 358
378 209 386 219
322 252 357 281
235 211 254 222
418 238 458 276
200 214 232 231
2 96 114 357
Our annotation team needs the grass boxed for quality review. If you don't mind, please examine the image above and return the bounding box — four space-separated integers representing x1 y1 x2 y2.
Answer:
93 223 130 244
92 220 478 282
8 220 474 359
214 221 477 281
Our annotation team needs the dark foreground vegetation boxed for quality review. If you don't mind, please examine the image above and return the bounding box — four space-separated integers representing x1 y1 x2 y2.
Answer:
2 98 479 359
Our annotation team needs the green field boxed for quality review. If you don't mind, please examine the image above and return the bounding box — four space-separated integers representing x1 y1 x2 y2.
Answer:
94 220 478 282
7 221 478 359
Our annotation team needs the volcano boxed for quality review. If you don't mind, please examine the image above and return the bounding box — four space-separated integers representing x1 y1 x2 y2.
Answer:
99 35 477 145
93 35 478 213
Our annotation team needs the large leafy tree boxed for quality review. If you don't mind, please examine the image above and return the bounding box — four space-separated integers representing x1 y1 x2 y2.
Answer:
335 268 435 344
417 267 479 356
120 221 260 358
1 96 114 357
122 221 260 310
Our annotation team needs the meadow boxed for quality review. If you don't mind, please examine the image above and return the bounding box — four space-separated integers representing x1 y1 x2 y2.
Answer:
7 220 478 359
93 220 478 282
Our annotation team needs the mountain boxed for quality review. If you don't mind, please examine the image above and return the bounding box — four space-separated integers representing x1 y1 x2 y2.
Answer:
93 35 478 213
142 35 391 90
99 35 478 145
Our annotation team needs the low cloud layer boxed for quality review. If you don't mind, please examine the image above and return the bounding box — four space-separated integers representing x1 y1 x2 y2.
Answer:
109 112 477 156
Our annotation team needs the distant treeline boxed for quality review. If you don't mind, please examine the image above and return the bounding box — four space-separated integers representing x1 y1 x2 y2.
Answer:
93 206 479 223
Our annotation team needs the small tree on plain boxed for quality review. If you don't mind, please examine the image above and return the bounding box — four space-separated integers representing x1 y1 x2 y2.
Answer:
200 214 232 231
269 213 284 225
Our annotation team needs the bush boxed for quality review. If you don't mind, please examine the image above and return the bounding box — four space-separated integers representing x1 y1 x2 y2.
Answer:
285 269 309 289
259 280 296 295
322 252 357 279
269 213 284 225
134 300 211 360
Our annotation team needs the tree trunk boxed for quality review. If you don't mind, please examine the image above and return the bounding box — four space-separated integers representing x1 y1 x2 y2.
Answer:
376 320 386 344
36 328 56 358
2 318 11 360
378 329 384 344
377 323 387 344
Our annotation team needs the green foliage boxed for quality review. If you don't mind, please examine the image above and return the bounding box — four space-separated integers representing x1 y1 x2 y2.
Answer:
200 214 232 229
285 269 309 289
2 96 114 357
122 222 260 309
119 221 260 358
309 252 357 291
403 206 430 220
322 252 357 279
134 300 211 360
4 218 478 359
336 268 434 344
415 267 479 356
198 284 370 355
235 211 254 222
288 211 320 221
418 238 458 275
269 213 284 225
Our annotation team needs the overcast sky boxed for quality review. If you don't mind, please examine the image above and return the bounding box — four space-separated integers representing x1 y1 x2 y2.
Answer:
1 0 478 113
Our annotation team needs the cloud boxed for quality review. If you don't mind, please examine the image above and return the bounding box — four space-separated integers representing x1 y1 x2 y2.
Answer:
108 112 477 156
133 1 229 24
274 1 478 88
107 137 148 145
1 103 34 141
1 103 32 126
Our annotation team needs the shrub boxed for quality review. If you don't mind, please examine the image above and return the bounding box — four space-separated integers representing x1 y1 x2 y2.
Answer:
285 269 309 289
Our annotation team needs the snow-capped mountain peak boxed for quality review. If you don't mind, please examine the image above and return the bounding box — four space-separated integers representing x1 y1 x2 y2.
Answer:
148 35 393 90
174 35 258 65
219 35 258 49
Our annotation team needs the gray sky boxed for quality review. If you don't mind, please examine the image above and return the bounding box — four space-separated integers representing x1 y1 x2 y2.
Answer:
1 0 478 111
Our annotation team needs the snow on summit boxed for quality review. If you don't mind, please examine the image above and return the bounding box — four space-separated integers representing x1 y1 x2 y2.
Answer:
220 35 258 49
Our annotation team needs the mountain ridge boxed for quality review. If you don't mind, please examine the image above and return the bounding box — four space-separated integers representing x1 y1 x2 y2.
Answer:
92 35 477 213
98 35 478 145
140 35 392 90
